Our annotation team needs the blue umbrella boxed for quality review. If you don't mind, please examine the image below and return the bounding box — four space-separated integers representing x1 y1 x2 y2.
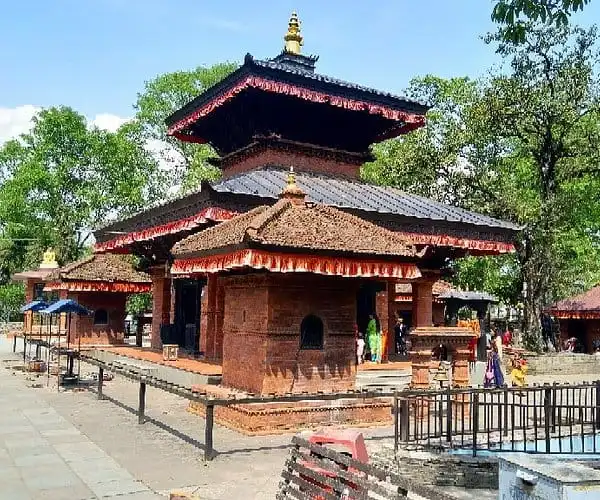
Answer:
20 300 49 362
41 299 91 316
41 299 91 387
20 300 49 313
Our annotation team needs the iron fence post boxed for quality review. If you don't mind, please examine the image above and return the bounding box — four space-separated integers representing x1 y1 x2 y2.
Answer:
544 385 551 453
97 367 104 400
446 386 452 442
393 393 399 453
596 380 600 428
400 398 409 441
503 386 509 437
472 392 479 457
138 377 146 424
205 403 215 461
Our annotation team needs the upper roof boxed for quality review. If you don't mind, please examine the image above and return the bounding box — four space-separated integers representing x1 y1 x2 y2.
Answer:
548 286 600 314
172 187 417 260
45 253 150 284
213 167 521 231
437 290 498 303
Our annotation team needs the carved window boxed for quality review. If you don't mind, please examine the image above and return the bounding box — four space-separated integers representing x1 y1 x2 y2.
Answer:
300 314 324 350
93 309 108 326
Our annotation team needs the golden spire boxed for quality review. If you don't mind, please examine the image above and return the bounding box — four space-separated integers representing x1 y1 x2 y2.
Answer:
280 166 306 205
284 11 303 55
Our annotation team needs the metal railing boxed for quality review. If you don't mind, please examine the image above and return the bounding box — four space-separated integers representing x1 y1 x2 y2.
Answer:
393 382 600 456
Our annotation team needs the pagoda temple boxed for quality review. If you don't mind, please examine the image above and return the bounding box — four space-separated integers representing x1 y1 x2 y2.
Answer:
93 13 519 365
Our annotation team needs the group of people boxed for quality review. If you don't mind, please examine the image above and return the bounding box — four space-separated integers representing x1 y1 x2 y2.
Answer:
483 328 527 388
356 314 408 364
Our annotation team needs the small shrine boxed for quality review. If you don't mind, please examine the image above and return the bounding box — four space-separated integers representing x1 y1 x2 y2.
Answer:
546 285 600 353
43 253 151 346
12 248 60 336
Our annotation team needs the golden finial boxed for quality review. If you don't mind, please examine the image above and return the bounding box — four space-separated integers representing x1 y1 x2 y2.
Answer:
280 166 306 205
40 248 58 269
284 11 303 55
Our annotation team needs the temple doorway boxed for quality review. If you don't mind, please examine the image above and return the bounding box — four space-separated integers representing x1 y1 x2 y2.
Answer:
356 282 385 335
174 278 205 353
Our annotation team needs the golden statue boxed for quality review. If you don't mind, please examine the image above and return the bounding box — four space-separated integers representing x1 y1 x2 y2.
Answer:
40 248 59 269
284 11 303 55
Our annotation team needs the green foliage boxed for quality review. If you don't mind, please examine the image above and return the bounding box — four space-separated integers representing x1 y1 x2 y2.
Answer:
0 282 24 322
126 293 152 316
133 63 237 191
364 24 600 350
492 0 591 42
0 106 163 281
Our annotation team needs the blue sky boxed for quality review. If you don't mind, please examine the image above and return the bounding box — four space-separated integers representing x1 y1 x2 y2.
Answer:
2 0 599 121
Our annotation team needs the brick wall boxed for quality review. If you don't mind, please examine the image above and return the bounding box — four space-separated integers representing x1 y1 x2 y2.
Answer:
69 291 127 345
221 273 358 395
526 351 600 375
222 148 361 179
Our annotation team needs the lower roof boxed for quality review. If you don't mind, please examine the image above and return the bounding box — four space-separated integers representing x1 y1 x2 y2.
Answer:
94 167 519 254
547 286 600 318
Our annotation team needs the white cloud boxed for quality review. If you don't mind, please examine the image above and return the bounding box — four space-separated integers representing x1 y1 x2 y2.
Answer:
91 113 130 132
0 106 132 145
0 105 41 144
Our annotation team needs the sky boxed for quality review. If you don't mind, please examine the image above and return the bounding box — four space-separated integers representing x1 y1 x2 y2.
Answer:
1 0 600 141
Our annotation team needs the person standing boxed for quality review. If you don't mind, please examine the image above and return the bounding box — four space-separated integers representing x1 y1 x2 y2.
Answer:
356 333 365 365
394 316 407 355
366 314 379 363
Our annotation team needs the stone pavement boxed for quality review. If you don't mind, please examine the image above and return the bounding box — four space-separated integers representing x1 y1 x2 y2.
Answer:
0 357 162 499
0 337 395 499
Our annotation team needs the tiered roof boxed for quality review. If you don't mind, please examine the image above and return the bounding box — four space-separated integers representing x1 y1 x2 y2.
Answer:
171 177 421 280
45 253 151 293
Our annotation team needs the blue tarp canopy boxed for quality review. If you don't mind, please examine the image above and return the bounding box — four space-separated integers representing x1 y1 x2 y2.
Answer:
20 300 49 313
41 299 91 316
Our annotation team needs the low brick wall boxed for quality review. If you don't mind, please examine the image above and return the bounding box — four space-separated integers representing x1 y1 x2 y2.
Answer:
375 447 498 490
188 397 392 435
526 353 600 376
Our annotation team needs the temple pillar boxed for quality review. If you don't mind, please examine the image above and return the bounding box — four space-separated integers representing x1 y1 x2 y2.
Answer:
375 283 390 361
452 347 471 388
150 267 171 350
412 279 435 328
200 276 218 359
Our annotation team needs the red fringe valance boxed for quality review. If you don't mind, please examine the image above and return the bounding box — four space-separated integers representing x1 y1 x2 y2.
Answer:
94 207 236 253
167 76 426 138
45 281 152 293
396 232 515 254
548 311 600 320
394 294 443 304
172 249 421 280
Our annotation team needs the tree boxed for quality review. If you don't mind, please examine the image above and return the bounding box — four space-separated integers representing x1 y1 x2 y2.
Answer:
364 25 600 349
492 0 591 42
0 282 24 323
133 63 237 192
0 106 163 277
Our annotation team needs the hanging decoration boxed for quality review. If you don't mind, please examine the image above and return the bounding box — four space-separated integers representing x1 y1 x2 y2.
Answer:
44 281 152 293
94 207 236 253
167 76 426 140
172 249 422 280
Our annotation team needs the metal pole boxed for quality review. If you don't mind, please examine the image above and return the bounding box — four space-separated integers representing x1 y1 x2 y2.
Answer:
138 378 146 424
595 380 600 428
393 393 399 453
57 313 61 391
97 367 104 400
472 392 479 457
205 403 214 461
446 386 452 442
544 385 552 453
12 334 16 352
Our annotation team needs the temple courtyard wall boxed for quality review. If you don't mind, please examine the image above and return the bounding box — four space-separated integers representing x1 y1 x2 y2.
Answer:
68 291 127 346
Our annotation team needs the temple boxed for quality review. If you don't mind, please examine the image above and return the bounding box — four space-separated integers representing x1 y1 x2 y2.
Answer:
13 252 150 347
90 13 519 430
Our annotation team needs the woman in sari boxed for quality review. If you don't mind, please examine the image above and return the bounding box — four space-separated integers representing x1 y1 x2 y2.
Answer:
484 341 505 388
